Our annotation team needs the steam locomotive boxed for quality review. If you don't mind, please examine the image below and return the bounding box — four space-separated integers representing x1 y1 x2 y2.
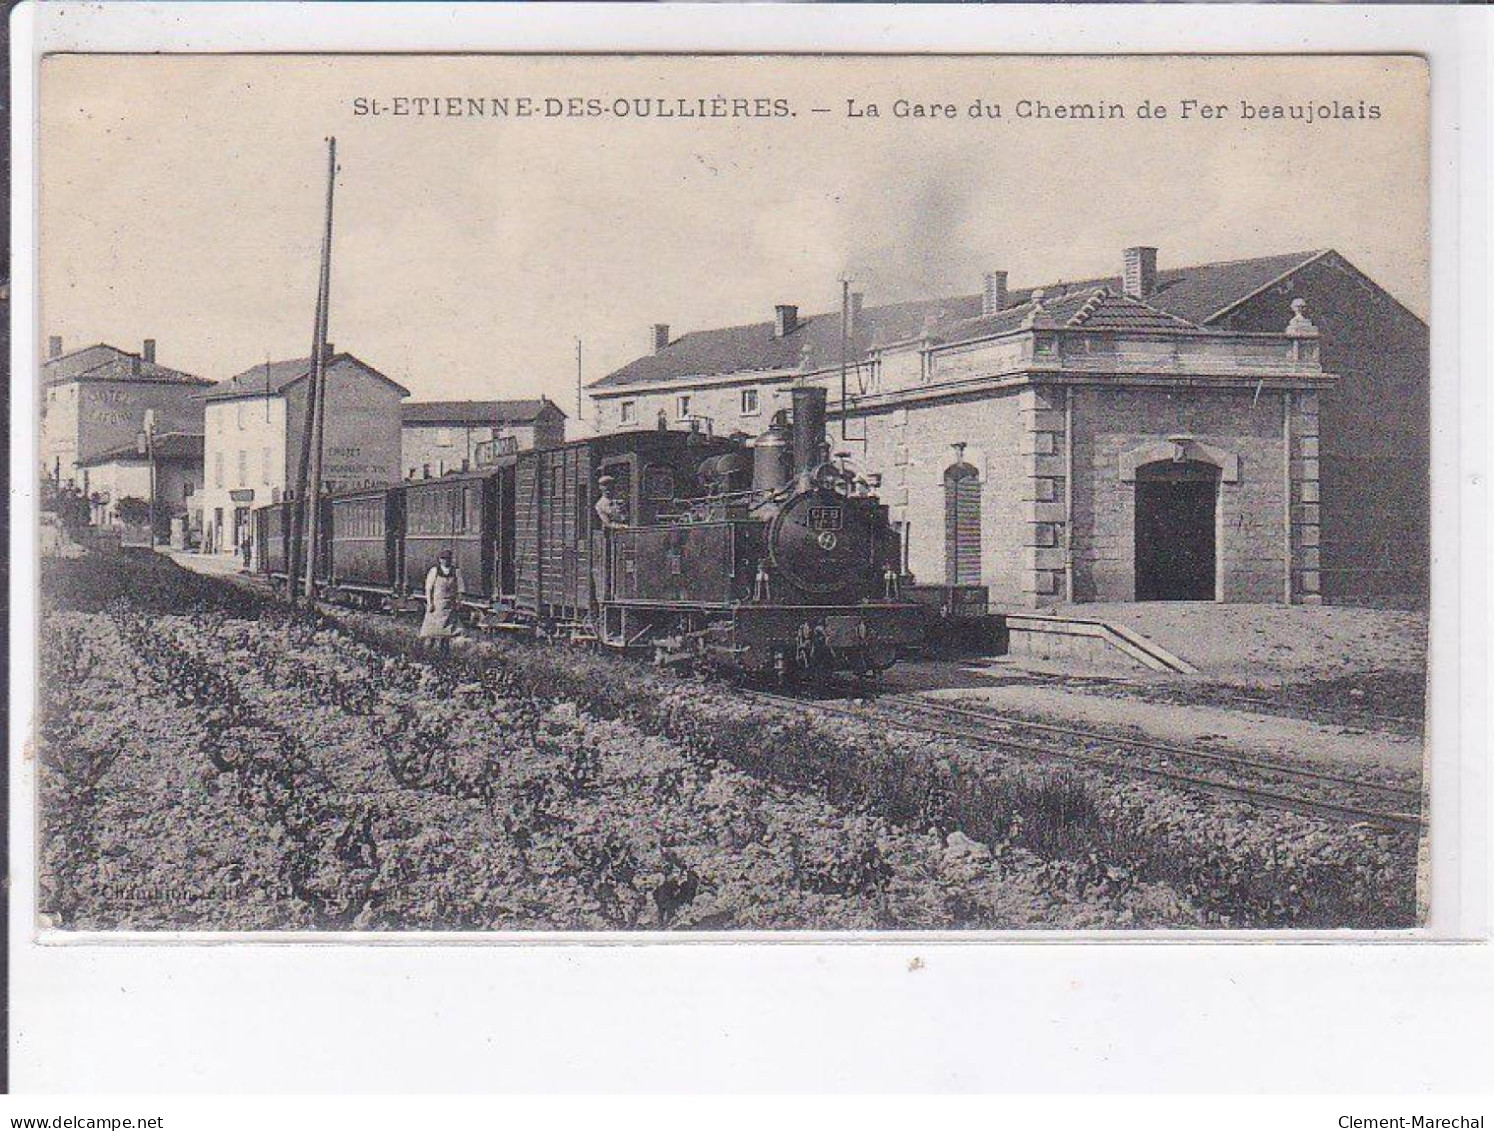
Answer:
254 386 928 679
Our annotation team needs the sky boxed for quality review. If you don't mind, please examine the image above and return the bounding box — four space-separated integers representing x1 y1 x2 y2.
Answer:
41 54 1428 428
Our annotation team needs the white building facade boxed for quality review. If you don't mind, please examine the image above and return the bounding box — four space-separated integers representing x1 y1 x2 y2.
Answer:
201 352 408 555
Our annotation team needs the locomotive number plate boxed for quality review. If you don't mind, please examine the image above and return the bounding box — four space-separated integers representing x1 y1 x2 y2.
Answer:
806 507 843 531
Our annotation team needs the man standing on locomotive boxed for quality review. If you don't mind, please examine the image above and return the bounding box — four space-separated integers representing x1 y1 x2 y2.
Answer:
592 474 628 607
420 548 466 655
594 474 628 529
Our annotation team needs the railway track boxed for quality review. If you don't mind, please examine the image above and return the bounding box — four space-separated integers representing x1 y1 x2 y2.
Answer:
224 566 1427 832
742 687 1425 833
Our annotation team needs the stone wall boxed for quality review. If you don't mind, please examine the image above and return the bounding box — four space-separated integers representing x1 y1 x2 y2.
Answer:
43 380 205 487
854 390 1032 605
1213 252 1429 606
1070 384 1296 604
280 359 405 494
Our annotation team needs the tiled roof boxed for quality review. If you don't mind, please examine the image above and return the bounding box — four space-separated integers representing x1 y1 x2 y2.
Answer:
77 431 205 467
929 288 1202 348
207 353 410 402
593 293 984 391
402 399 565 425
590 249 1328 391
42 344 212 388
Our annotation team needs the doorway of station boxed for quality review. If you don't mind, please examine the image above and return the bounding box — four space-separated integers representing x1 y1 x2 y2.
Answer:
1134 460 1219 601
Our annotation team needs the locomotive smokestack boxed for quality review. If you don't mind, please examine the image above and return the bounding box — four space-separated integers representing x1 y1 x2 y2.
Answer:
790 385 828 478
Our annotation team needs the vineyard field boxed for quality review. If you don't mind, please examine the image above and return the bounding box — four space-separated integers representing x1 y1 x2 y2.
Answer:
35 550 1420 931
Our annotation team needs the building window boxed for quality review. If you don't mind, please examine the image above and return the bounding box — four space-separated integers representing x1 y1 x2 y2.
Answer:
436 428 454 447
620 400 636 425
944 455 982 586
237 449 248 486
677 394 692 420
214 452 224 487
262 447 272 484
236 401 245 430
741 388 759 415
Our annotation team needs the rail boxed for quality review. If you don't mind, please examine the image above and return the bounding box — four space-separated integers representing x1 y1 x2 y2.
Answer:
739 687 1424 833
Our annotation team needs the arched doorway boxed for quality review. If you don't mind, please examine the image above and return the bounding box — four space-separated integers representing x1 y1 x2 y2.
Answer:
1134 460 1219 601
944 455 982 585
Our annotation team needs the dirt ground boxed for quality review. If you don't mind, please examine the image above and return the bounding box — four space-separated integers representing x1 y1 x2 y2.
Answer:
890 603 1431 785
987 602 1434 727
1053 602 1428 683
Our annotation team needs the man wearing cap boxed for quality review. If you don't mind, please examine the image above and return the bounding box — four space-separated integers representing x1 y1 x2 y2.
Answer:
594 474 628 529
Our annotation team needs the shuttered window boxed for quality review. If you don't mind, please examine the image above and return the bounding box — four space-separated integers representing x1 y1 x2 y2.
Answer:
944 461 982 586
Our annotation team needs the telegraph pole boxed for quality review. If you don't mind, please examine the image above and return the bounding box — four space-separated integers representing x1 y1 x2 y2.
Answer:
575 338 583 428
303 137 337 602
289 137 337 608
840 276 850 441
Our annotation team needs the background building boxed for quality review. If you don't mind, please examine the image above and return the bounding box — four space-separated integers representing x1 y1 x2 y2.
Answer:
40 337 212 489
589 248 1429 608
401 399 566 478
201 349 409 555
75 432 204 535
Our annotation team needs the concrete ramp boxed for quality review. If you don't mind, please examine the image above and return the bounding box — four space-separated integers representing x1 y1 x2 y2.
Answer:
1003 612 1199 674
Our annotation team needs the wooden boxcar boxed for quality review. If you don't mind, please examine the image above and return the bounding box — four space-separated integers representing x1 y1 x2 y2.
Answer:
513 430 736 627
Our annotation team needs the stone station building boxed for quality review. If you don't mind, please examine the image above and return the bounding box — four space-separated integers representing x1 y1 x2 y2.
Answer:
589 248 1429 609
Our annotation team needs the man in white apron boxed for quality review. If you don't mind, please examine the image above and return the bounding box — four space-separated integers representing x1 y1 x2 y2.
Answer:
420 548 466 655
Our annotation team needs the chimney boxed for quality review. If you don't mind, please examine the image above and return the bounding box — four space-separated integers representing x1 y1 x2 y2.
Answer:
651 324 671 354
322 342 335 361
790 385 828 477
774 304 799 338
1123 246 1158 299
48 335 62 359
142 338 156 364
982 271 1009 317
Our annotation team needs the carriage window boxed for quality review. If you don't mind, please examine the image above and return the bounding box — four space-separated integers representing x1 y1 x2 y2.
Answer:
642 465 676 502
